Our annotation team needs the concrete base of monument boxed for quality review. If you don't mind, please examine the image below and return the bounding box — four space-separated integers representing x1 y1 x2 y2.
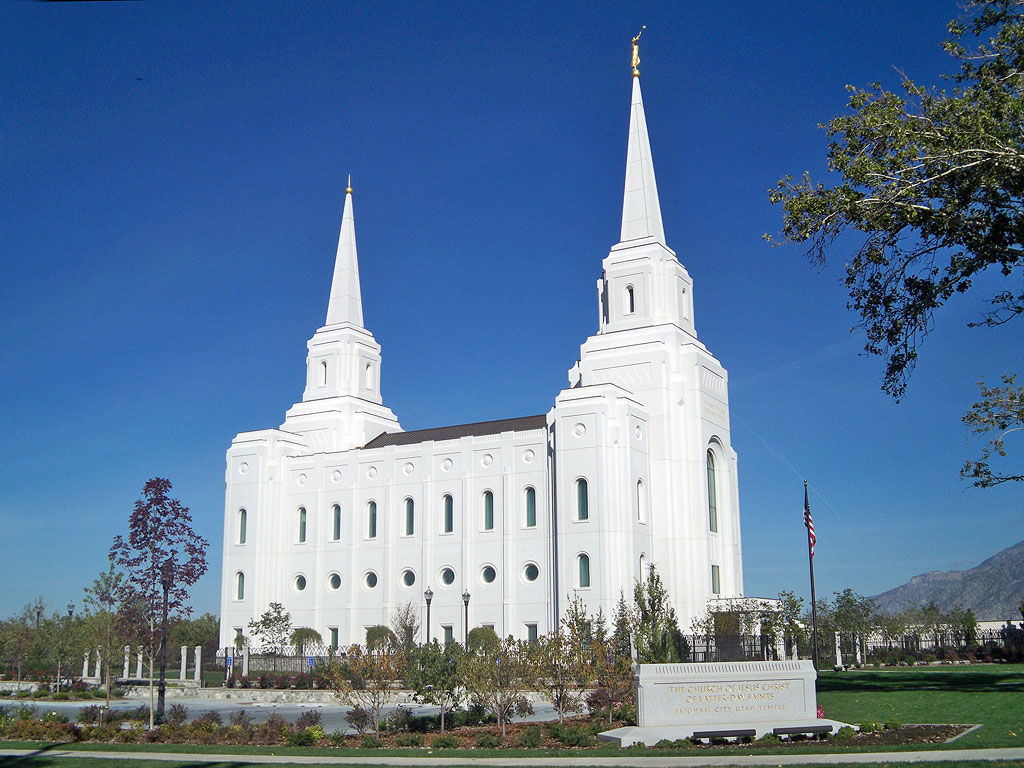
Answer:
599 718 853 746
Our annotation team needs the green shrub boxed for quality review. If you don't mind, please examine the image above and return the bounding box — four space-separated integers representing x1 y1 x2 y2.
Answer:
41 710 68 724
227 709 252 729
559 725 596 747
654 738 675 748
52 692 69 701
758 732 780 744
15 691 31 699
859 721 879 733
432 733 459 748
306 724 325 742
286 729 315 747
167 704 188 725
328 729 347 745
517 726 542 747
475 732 501 748
836 726 856 740
884 718 902 730
359 734 383 748
395 732 423 747
295 709 322 730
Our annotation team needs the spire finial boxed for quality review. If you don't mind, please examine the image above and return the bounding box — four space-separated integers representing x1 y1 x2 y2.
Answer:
631 26 645 77
346 174 353 195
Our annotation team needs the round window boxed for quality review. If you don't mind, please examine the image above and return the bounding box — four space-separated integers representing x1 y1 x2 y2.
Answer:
482 565 496 584
402 569 416 587
524 563 539 582
441 567 455 585
365 572 378 589
329 573 341 590
295 575 306 591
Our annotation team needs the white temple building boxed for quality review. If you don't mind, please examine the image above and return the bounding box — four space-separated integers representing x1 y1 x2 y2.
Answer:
219 64 744 650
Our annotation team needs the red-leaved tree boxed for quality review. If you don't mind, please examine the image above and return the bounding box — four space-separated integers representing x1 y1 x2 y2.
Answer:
111 478 208 725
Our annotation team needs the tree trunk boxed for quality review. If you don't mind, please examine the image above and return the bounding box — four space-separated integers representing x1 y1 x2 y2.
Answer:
156 582 169 724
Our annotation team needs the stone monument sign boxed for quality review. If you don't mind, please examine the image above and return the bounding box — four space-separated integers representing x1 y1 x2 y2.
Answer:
600 660 852 745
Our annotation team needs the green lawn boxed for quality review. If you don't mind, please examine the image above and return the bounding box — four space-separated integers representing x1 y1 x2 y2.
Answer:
817 663 1024 749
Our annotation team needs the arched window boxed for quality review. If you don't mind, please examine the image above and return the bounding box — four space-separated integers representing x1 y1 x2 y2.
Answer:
625 284 635 314
298 507 307 543
405 498 415 536
238 508 247 544
576 478 589 521
332 504 341 541
235 572 245 600
319 360 327 386
578 554 591 588
707 450 718 532
364 363 374 390
483 490 494 530
443 494 453 533
636 479 646 523
525 487 536 528
639 553 646 579
367 501 377 539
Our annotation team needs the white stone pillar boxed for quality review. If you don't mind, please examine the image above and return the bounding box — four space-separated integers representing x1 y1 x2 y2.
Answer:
242 645 249 678
135 651 143 679
122 646 130 679
93 650 102 679
775 635 786 662
791 641 798 661
855 635 862 665
834 631 842 668
193 646 202 682
179 646 187 681
82 651 90 679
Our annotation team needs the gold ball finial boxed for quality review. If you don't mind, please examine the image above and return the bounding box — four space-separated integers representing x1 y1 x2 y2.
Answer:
346 174 353 195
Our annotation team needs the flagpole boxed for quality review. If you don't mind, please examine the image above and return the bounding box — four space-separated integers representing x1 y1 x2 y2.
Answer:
804 480 819 671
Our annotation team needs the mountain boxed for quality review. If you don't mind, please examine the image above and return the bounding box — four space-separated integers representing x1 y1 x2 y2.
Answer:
871 539 1024 620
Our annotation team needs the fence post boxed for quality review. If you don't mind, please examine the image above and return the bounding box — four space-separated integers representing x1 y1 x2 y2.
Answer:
243 645 249 678
180 645 187 681
193 646 202 683
122 646 130 679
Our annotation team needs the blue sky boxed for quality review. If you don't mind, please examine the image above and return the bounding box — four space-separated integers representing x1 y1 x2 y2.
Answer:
2 1 1020 622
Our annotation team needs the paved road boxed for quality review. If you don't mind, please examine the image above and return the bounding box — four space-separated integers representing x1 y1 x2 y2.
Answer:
2 745 1024 765
8 697 560 733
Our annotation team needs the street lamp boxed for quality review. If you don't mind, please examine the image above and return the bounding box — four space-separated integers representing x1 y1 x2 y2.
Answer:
423 587 433 644
67 602 74 618
462 590 471 647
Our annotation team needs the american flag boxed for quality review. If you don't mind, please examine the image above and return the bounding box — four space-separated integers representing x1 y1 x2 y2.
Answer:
803 481 816 558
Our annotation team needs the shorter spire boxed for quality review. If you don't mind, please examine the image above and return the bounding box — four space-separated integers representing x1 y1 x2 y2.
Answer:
325 177 364 326
619 74 665 245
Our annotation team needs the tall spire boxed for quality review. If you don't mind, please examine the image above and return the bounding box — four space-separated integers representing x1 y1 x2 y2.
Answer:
619 73 666 245
325 177 364 326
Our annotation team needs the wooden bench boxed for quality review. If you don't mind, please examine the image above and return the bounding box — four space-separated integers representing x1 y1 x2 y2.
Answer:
691 729 757 740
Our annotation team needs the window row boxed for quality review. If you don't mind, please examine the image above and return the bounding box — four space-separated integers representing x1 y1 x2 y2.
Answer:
235 487 545 545
232 555 594 600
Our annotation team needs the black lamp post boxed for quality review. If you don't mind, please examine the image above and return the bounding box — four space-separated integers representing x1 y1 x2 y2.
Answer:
423 587 433 644
462 590 471 647
67 602 74 618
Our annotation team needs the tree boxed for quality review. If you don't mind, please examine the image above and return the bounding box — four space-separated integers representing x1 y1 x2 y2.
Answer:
460 635 534 739
248 603 292 656
768 0 1024 400
632 566 688 663
466 625 500 654
531 594 595 723
389 601 420 653
330 643 404 737
169 612 220 664
111 477 208 725
610 591 632 660
407 640 464 732
962 370 1024 485
590 634 634 725
82 560 126 715
290 627 323 657
364 625 397 652
759 591 805 656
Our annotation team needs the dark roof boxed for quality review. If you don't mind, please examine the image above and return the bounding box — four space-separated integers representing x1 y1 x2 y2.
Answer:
362 414 547 449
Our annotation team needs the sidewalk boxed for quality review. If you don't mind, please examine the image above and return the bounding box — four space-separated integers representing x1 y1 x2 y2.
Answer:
3 746 1024 765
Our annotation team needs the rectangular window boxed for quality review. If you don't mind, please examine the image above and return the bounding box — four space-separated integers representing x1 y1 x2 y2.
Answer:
443 495 454 534
525 488 536 528
526 623 538 644
332 505 341 541
405 499 415 536
368 501 377 539
442 625 454 646
298 507 307 543
576 479 589 520
483 491 494 530
711 564 721 595
234 627 243 644
329 628 339 651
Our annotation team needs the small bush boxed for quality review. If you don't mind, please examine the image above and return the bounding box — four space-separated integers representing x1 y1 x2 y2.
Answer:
432 732 459 748
758 732 780 744
15 691 31 699
41 710 69 723
517 726 542 747
52 692 69 701
228 709 252 729
306 724 325 741
360 734 383 748
77 705 101 724
859 721 881 734
383 704 411 732
396 732 423 747
258 712 291 741
286 729 315 747
328 729 347 746
476 732 501 748
835 726 856 740
654 738 675 748
344 706 372 735
295 709 323 730
166 704 188 726
559 725 596 747
884 718 902 730
16 703 37 721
